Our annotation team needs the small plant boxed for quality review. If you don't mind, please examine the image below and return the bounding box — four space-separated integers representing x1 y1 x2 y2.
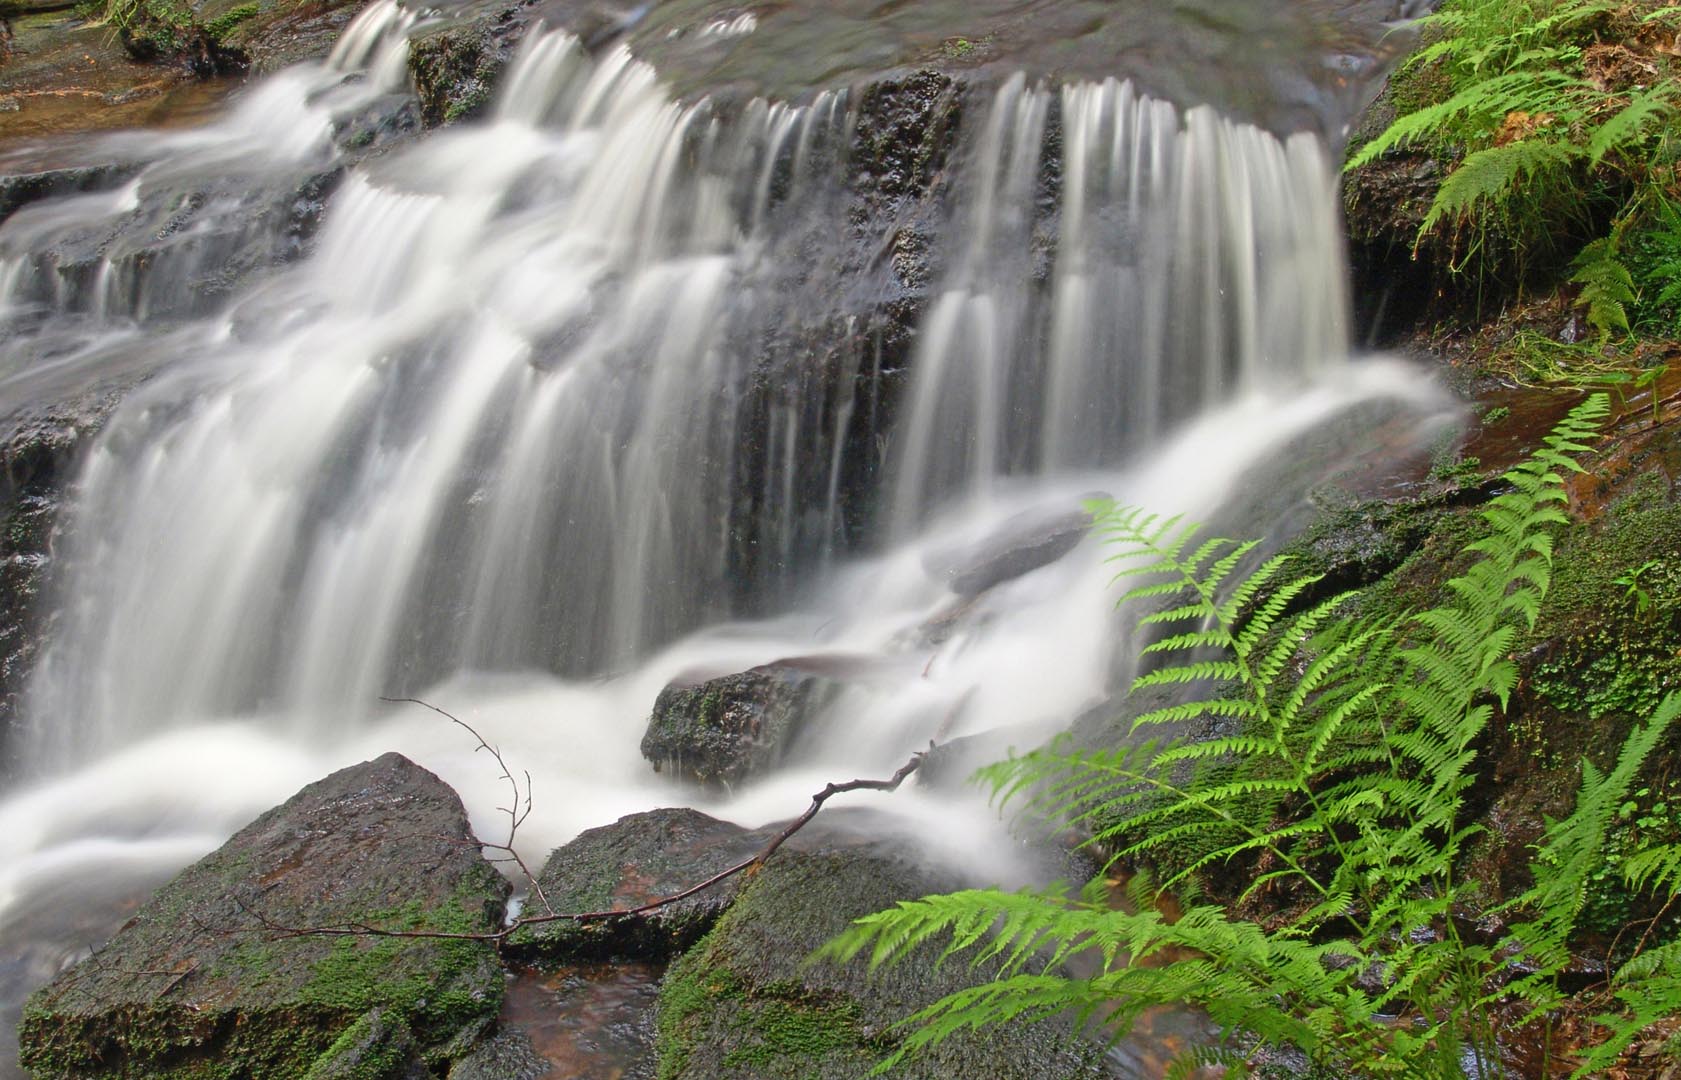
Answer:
1614 558 1666 614
825 395 1681 1076
1348 0 1681 327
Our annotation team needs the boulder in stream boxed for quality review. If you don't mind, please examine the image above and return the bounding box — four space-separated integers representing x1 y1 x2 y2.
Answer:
641 666 828 788
654 816 1115 1080
507 807 766 963
923 504 1096 598
17 752 510 1079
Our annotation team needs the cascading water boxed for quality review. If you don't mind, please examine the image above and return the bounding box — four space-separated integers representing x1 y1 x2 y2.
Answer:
18 26 863 759
0 4 1454 1075
889 74 1351 533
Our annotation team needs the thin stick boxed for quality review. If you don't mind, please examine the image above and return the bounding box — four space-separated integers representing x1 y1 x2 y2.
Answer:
234 744 931 947
381 697 555 916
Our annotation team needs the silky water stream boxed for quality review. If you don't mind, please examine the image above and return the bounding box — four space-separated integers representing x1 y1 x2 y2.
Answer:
0 6 1454 1074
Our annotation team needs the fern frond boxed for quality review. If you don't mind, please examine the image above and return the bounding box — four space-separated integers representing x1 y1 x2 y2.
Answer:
1420 138 1579 235
1588 89 1674 167
1499 693 1681 1012
1571 236 1637 339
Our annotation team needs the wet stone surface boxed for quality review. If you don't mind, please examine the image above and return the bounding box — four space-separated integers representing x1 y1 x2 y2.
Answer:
641 666 831 789
655 812 1116 1080
508 808 768 963
17 753 511 1079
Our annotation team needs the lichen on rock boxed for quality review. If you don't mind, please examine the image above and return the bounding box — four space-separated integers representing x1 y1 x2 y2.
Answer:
18 752 510 1079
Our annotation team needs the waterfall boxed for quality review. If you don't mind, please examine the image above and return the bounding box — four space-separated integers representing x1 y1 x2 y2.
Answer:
887 75 1350 535
10 13 1366 770
0 13 1460 1070
15 23 860 763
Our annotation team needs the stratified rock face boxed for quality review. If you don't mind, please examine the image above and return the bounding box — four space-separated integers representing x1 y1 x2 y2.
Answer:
655 827 1114 1080
508 807 766 962
641 667 826 788
18 752 510 1079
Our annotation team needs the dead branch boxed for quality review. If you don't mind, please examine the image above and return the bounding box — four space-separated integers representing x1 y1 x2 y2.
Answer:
380 696 555 917
232 741 931 949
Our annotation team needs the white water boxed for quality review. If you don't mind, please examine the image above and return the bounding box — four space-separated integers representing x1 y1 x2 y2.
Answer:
0 9 1456 1069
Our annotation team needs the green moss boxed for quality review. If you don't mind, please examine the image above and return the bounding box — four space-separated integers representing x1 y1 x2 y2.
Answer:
441 85 492 124
718 996 869 1069
203 3 256 42
656 948 738 1079
303 1009 421 1080
657 949 879 1080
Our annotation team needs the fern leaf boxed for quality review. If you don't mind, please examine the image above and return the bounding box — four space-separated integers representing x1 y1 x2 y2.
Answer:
1420 138 1578 235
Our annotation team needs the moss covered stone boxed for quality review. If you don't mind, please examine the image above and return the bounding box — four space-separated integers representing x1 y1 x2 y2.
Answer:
18 753 509 1079
641 667 828 789
653 826 1111 1080
506 807 767 963
407 0 524 129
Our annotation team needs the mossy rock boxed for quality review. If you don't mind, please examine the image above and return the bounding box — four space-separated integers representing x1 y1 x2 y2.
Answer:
107 0 373 73
641 666 827 789
407 0 524 129
506 807 767 963
18 753 510 1079
654 828 1113 1080
304 1008 430 1080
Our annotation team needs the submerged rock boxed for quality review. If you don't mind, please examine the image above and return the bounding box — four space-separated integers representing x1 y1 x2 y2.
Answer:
508 807 765 963
654 821 1114 1080
641 666 829 788
923 504 1095 597
18 752 510 1079
446 1026 552 1079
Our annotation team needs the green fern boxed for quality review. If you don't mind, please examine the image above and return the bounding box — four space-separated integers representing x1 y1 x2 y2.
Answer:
824 393 1681 1075
1570 236 1637 339
1346 0 1681 298
1420 139 1579 235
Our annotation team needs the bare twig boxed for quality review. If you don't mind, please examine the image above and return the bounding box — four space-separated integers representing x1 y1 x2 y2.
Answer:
380 697 555 916
232 742 932 949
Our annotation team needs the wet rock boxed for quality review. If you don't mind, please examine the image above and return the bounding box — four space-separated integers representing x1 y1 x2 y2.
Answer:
641 666 829 788
448 1026 551 1079
0 165 138 226
17 752 510 1078
307 1008 433 1080
507 808 766 963
915 724 1039 791
924 504 1094 597
0 390 126 772
654 823 1114 1080
408 0 529 127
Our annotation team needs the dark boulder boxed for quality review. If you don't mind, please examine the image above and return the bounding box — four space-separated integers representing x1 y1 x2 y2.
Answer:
641 666 829 788
923 504 1095 598
507 807 765 963
0 165 139 228
654 818 1115 1080
18 752 510 1079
